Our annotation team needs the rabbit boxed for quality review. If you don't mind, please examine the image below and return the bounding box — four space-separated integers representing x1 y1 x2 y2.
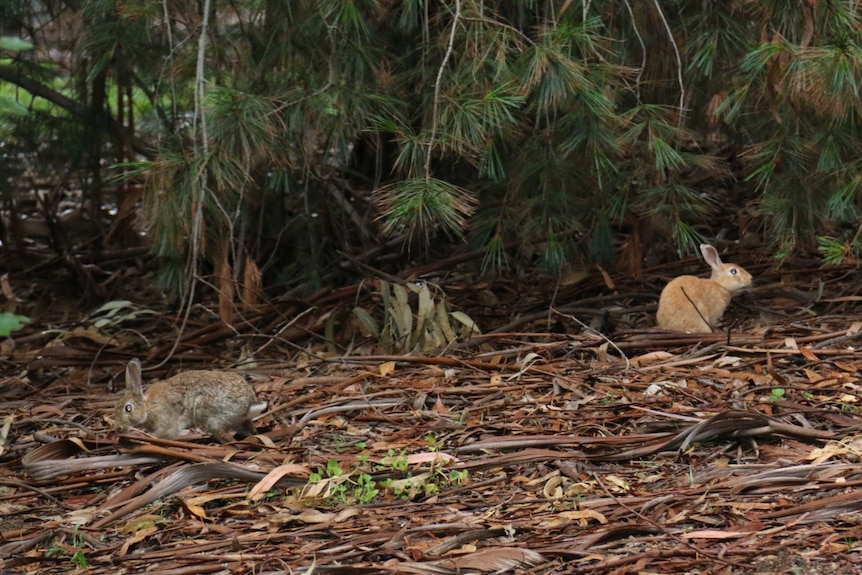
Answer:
114 358 267 443
656 243 752 333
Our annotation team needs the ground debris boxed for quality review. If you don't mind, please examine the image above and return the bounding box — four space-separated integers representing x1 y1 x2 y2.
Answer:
3 253 862 573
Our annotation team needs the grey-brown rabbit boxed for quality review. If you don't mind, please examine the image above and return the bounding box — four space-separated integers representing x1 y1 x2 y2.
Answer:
114 358 267 443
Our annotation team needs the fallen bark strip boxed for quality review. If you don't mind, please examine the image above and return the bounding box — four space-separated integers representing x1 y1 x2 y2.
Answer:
758 488 862 523
91 461 306 529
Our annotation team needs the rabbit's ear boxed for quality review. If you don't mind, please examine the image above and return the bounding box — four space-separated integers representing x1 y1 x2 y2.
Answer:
700 244 723 270
125 358 143 395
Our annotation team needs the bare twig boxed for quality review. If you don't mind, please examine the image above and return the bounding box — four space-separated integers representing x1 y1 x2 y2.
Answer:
425 0 462 182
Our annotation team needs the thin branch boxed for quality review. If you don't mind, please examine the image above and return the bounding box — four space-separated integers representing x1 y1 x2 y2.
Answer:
161 0 178 123
622 0 646 105
551 306 631 370
425 0 462 183
159 0 213 368
651 0 685 124
680 286 711 331
193 0 211 152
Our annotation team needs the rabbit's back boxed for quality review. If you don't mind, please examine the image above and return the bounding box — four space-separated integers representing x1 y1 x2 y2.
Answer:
656 276 732 332
144 371 259 441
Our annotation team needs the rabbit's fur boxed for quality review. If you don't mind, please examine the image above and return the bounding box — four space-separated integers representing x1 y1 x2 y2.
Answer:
114 358 267 443
656 244 752 333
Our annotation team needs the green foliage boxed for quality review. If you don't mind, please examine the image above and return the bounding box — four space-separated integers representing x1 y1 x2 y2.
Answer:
44 525 89 569
5 0 862 295
769 388 786 402
0 36 32 115
375 178 476 245
302 443 465 505
817 236 851 266
0 313 30 337
0 36 33 52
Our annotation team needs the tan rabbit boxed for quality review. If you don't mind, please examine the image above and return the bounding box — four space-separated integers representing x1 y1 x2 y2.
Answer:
114 358 267 443
656 243 752 333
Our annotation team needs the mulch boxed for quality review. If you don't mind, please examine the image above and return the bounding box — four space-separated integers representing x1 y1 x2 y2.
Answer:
3 247 862 574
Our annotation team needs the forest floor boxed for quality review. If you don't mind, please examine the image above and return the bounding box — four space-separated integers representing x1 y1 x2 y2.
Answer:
3 244 862 574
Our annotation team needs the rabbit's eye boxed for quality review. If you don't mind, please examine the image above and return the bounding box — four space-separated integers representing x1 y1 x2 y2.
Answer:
729 268 738 275
124 404 134 413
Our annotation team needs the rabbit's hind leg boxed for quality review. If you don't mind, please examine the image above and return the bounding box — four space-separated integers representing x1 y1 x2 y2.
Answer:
232 417 257 440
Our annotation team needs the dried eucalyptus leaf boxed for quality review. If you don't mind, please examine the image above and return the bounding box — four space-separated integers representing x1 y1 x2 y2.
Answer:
436 301 457 342
450 311 479 335
417 284 434 322
412 284 435 348
324 309 338 354
424 323 445 350
352 307 379 338
379 280 392 310
391 284 413 340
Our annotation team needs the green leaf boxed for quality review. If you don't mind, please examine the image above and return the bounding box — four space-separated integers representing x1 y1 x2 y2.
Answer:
0 313 30 337
0 96 28 116
0 36 34 52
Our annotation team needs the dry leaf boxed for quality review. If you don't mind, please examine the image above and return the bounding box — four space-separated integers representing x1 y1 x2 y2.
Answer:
119 514 167 536
249 463 311 501
432 395 447 414
182 498 208 519
379 361 397 376
681 529 751 540
543 475 564 499
0 273 15 300
630 351 674 364
800 347 819 362
604 475 629 491
440 547 545 572
557 509 608 525
119 524 160 557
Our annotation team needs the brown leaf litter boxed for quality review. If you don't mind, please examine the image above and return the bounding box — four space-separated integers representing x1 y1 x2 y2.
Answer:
3 251 862 574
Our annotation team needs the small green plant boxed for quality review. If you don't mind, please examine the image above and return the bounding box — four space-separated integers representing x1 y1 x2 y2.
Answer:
769 388 786 402
0 313 29 337
448 469 468 485
379 448 469 500
354 473 380 503
324 459 343 478
424 435 441 452
44 526 89 569
306 459 379 505
379 476 416 500
380 448 409 472
69 548 88 569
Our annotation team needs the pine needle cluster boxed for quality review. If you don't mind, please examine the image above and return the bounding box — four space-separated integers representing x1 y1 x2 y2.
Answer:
2 0 862 301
